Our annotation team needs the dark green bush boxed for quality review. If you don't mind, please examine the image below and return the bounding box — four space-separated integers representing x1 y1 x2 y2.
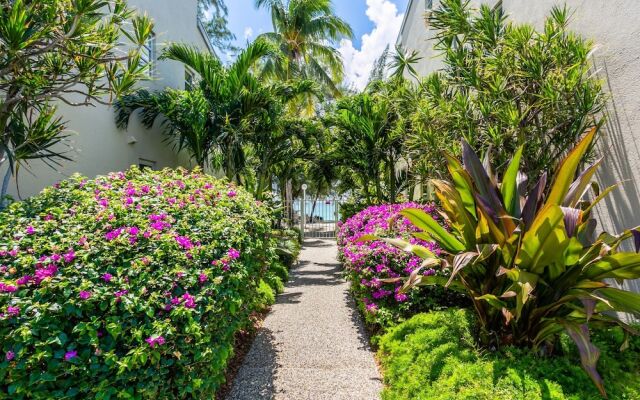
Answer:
0 167 278 399
378 309 640 400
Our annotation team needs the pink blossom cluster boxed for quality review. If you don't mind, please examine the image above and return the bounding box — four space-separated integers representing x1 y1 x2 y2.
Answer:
337 203 443 315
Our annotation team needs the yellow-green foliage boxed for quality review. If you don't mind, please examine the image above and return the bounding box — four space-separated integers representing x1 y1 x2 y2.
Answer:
378 309 640 400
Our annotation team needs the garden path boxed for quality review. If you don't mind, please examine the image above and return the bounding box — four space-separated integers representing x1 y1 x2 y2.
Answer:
226 239 382 399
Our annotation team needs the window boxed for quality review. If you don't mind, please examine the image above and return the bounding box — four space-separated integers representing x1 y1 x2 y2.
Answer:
140 32 156 76
185 68 196 91
138 159 157 170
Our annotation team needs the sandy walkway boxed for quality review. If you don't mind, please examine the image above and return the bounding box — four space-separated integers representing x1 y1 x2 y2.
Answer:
226 239 382 400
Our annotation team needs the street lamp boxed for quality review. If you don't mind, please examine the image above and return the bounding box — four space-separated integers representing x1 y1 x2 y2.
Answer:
301 184 307 238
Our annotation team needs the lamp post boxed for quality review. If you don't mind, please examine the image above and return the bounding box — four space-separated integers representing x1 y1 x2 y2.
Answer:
301 184 307 238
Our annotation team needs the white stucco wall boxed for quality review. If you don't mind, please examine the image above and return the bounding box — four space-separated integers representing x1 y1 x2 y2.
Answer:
3 0 211 199
398 0 640 297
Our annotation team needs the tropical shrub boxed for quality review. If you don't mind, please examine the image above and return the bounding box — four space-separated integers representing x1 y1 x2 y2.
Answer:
406 0 605 183
338 203 466 327
361 129 640 396
0 167 280 399
378 309 640 400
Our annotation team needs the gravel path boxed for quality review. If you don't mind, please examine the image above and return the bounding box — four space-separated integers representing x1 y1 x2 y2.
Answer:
226 239 382 400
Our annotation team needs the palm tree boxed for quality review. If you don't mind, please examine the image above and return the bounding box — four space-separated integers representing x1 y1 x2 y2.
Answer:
254 0 353 95
328 82 409 203
116 40 275 181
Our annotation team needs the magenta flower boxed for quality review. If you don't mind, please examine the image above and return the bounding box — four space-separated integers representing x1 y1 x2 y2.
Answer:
5 351 15 361
79 291 92 300
7 306 20 317
16 275 32 286
34 265 58 283
0 283 18 293
64 350 77 361
227 190 237 198
63 249 76 263
102 273 113 282
227 248 240 260
26 226 35 235
141 185 150 194
199 273 208 284
145 336 166 348
394 292 408 302
78 236 88 246
150 221 169 231
105 228 123 241
182 292 196 308
114 290 128 299
175 236 194 250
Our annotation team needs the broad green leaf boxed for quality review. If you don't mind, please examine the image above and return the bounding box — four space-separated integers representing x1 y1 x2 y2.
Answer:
413 275 465 292
444 152 476 218
517 205 569 274
400 208 466 252
596 287 640 315
476 294 507 310
546 127 597 206
584 253 640 280
501 146 523 217
475 201 506 245
433 179 477 247
356 234 438 261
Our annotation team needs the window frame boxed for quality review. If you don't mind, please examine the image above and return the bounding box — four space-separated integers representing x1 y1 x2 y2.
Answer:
140 32 157 77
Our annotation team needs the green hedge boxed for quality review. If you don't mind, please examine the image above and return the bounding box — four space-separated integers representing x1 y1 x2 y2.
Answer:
378 309 640 400
0 167 279 399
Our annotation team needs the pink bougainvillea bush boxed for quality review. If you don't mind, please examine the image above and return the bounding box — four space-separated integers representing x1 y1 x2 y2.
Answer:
338 203 467 327
0 167 279 399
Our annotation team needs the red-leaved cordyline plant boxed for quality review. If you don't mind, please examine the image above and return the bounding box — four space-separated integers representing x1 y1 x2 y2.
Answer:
359 128 640 398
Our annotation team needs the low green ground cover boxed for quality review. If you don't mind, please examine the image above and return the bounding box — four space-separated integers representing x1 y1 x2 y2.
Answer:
0 167 284 399
378 309 640 400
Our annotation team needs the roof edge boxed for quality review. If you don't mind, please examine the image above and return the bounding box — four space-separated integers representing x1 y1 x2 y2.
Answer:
396 0 417 46
198 21 218 58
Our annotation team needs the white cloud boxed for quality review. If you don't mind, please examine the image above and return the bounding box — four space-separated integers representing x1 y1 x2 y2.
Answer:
244 27 254 40
338 0 404 90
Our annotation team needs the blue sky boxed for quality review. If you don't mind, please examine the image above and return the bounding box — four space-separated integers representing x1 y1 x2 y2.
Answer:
223 0 411 89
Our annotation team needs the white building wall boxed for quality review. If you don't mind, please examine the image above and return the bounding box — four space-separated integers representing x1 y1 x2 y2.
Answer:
397 0 640 296
3 0 212 199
